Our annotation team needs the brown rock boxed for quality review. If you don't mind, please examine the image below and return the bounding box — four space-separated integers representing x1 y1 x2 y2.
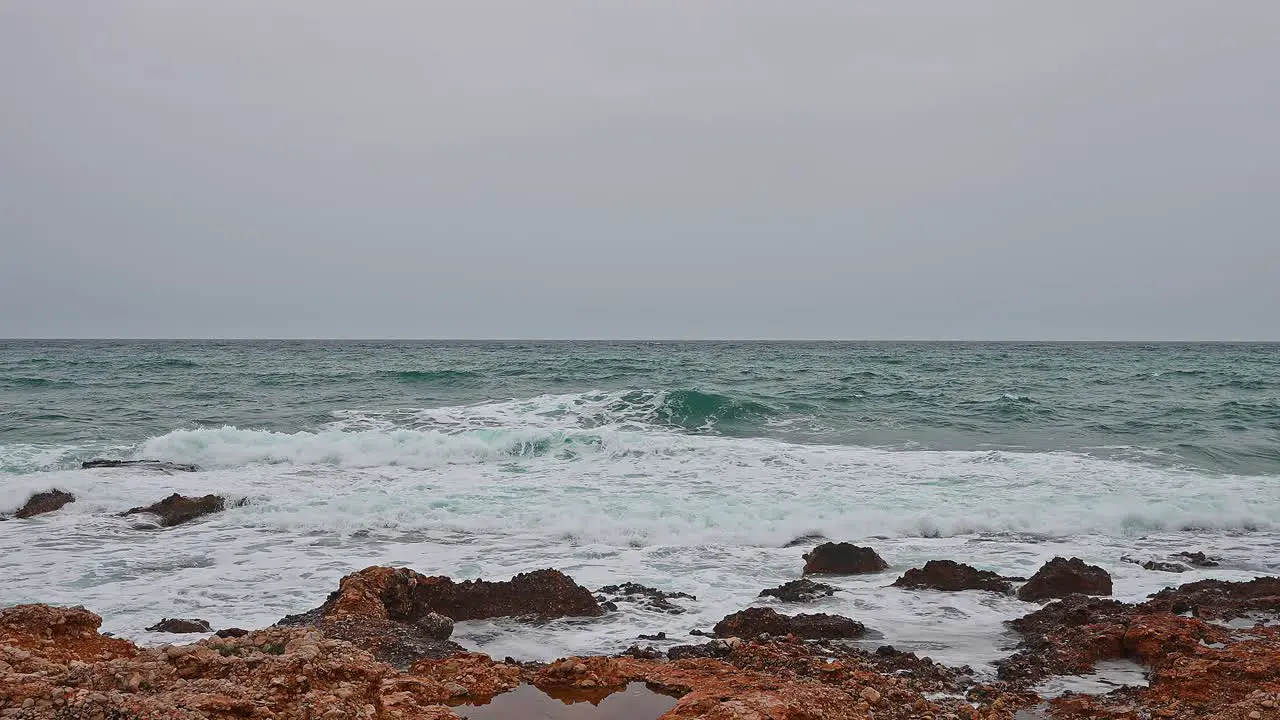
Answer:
713 606 867 639
1145 576 1280 620
123 493 230 527
10 489 75 519
215 627 249 638
802 542 889 575
1017 557 1112 601
892 560 1013 594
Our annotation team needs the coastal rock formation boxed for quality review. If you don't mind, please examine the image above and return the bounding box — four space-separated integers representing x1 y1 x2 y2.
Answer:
758 578 839 602
9 489 75 519
713 606 867 639
124 493 231 527
802 542 889 575
146 618 213 634
1017 557 1112 601
1145 576 1280 620
1178 550 1221 567
83 459 200 472
892 560 1013 594
596 582 695 614
277 566 601 667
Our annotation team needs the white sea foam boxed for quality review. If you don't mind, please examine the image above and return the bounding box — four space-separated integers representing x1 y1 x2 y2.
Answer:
2 394 1279 671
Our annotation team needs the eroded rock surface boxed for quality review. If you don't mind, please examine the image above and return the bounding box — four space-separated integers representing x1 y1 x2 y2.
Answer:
758 578 839 602
713 606 867 640
8 489 75 519
124 493 232 527
596 583 695 614
147 618 213 634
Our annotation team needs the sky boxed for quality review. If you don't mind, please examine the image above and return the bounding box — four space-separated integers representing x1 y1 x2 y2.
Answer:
1 2 1278 340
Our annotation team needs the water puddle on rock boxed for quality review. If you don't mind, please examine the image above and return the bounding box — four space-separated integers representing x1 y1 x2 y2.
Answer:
1032 659 1149 699
453 682 678 719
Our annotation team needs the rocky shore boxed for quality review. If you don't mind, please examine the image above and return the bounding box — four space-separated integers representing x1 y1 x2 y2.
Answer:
2 549 1277 719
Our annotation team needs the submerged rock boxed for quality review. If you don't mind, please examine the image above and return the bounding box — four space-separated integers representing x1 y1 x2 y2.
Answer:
1017 557 1112 601
9 489 75 519
83 459 199 472
596 582 695 614
892 560 1013 594
713 606 867 640
146 618 212 634
758 578 839 602
123 493 234 527
802 542 889 575
1177 551 1221 567
1143 560 1190 573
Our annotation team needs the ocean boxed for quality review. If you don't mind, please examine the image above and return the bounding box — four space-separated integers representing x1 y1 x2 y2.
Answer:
2 340 1278 672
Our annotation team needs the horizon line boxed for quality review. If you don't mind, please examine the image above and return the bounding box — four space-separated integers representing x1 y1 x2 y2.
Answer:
2 337 1278 344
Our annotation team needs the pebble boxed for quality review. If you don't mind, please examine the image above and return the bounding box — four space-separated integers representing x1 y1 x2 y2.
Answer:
860 686 882 704
1249 712 1262 720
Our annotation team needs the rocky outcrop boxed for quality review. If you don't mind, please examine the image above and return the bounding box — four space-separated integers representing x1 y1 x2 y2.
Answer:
277 566 601 667
146 618 212 634
124 493 232 527
1016 557 1112 601
8 489 75 519
1145 576 1280 620
596 582 695 614
892 560 1013 594
758 578 838 602
1178 550 1220 567
83 459 199 472
713 606 867 640
802 542 889 575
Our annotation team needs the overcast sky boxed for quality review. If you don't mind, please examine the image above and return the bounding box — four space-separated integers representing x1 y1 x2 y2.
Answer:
1 2 1277 339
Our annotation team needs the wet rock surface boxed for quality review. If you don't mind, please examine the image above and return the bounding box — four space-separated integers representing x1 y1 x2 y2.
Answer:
1146 575 1280 620
124 493 233 527
1177 550 1220 567
7 489 75 519
146 618 213 634
596 583 695 614
802 542 889 575
1017 556 1113 601
893 560 1014 594
758 578 838 602
713 606 867 640
83 459 200 472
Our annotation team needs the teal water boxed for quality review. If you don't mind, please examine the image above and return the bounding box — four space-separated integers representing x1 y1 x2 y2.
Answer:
1 341 1278 669
3 341 1278 474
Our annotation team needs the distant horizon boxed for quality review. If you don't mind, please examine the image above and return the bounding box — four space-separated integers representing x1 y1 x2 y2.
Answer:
3 337 1278 344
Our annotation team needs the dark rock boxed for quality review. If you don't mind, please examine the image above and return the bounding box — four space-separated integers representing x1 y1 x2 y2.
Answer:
998 595 1132 682
123 493 231 527
802 542 888 575
83 459 199 473
668 640 734 660
214 628 249 638
146 618 212 634
637 632 667 641
1017 557 1112 602
623 644 664 660
1142 560 1190 573
414 612 453 641
713 606 866 640
758 578 838 602
892 560 1013 594
1177 551 1220 567
601 601 618 612
11 489 75 519
1144 576 1280 620
689 628 710 637
595 583 695 614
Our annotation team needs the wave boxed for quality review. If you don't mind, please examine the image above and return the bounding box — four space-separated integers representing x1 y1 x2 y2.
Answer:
1 377 78 389
388 370 482 385
607 389 779 431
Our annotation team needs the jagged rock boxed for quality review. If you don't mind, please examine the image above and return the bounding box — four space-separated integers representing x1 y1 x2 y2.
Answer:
215 627 249 638
123 493 236 527
668 639 735 660
713 607 866 640
83 459 199 472
1017 557 1112 601
638 632 667 640
146 618 212 633
596 583 695 614
1145 576 1280 620
802 542 889 575
10 489 75 519
758 578 838 602
892 560 1013 594
1143 560 1190 573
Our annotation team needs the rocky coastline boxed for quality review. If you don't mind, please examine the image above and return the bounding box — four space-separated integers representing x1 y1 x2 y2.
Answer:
2 541 1277 719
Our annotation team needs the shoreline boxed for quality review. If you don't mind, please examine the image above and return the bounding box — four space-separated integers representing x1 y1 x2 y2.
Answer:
3 552 1278 719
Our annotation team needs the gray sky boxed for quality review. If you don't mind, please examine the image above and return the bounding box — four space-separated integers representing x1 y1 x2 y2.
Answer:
2 1 1277 340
